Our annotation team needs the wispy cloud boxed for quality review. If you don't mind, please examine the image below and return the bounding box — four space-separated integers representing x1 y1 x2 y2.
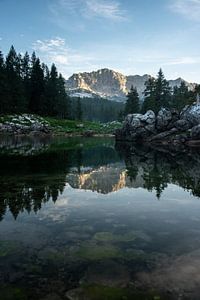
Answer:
169 0 200 21
32 37 95 77
84 0 127 21
163 56 200 65
49 0 127 23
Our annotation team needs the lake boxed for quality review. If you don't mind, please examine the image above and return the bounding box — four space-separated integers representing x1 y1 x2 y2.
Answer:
0 135 200 300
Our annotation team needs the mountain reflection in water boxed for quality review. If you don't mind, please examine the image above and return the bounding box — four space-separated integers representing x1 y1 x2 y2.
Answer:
1 136 200 299
0 136 200 220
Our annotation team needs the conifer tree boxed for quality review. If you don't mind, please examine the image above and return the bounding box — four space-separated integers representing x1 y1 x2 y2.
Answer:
76 97 82 120
141 77 156 113
154 69 171 112
29 57 45 114
171 81 189 111
5 46 26 113
124 86 140 115
0 51 7 114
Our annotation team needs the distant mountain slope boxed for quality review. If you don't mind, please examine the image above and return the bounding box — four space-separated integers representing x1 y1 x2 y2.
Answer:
66 68 196 102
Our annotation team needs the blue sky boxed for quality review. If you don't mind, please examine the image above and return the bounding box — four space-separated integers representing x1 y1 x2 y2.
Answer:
0 0 200 82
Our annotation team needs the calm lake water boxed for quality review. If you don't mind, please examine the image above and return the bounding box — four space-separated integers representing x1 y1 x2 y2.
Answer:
1 135 200 300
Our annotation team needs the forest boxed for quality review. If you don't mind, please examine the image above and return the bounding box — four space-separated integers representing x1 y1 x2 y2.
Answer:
1 46 200 123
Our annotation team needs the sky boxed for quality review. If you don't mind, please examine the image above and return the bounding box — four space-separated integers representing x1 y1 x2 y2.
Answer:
0 0 200 82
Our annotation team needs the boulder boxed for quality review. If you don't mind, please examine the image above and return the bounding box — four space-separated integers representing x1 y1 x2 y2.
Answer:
191 125 200 140
149 128 178 141
156 108 172 131
180 104 200 126
140 110 156 125
174 119 191 131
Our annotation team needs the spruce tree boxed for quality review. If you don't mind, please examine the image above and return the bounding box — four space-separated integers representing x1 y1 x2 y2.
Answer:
57 74 71 119
171 81 189 111
29 57 45 114
124 86 140 115
76 97 83 121
154 69 171 113
0 51 7 114
141 77 156 113
5 46 26 113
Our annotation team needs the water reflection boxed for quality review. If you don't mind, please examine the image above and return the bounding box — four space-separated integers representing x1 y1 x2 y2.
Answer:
1 137 200 221
1 137 200 299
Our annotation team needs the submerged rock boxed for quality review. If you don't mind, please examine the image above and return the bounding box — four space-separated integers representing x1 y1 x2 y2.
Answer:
82 261 130 288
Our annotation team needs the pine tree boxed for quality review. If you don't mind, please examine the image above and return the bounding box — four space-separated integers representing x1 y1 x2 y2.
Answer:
76 97 82 120
29 57 45 114
0 51 7 114
171 81 189 111
141 77 156 113
22 52 31 108
124 86 140 115
5 46 26 113
46 63 58 116
57 74 71 119
154 69 171 113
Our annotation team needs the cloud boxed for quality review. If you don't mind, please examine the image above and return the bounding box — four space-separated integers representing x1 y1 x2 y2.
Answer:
163 56 200 65
170 0 200 21
49 0 127 23
32 37 96 78
84 0 127 21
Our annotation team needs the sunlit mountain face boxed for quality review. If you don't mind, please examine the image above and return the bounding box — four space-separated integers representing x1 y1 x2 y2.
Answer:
1 136 200 299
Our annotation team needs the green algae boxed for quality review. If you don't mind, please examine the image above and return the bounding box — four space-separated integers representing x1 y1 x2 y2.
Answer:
73 244 122 260
0 285 28 300
0 241 20 257
93 230 151 243
67 284 166 300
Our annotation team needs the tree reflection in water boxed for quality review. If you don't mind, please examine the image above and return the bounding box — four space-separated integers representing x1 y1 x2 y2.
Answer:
1 136 200 221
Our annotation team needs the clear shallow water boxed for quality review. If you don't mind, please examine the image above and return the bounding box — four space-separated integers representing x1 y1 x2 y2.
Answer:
1 136 200 299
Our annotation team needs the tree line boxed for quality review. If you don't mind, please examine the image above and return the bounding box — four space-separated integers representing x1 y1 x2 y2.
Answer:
124 68 200 116
0 46 71 118
71 97 124 122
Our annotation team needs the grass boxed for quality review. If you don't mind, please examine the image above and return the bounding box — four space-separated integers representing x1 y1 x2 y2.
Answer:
44 116 122 134
0 114 122 135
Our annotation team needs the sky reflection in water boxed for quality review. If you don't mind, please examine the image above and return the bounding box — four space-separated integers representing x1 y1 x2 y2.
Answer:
0 136 200 300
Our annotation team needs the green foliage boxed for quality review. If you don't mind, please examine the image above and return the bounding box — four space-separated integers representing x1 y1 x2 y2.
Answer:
70 97 124 123
142 69 171 114
141 69 198 114
76 97 83 120
0 46 71 119
125 85 140 115
171 81 196 111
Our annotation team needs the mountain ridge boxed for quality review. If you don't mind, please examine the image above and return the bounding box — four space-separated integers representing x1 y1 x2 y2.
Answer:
66 68 196 102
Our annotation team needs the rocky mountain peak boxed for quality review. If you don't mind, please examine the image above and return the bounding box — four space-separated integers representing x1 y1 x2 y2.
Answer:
66 68 196 102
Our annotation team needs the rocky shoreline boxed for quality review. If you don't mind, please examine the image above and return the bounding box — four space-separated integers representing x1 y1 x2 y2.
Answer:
115 103 200 146
0 114 51 135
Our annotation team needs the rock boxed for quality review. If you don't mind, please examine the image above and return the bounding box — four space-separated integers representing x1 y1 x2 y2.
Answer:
82 130 94 137
0 114 51 135
174 119 191 131
76 124 84 129
156 108 172 131
40 293 62 300
191 125 200 140
148 128 178 142
82 261 130 288
180 104 200 126
65 288 86 300
140 110 156 125
116 104 200 145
